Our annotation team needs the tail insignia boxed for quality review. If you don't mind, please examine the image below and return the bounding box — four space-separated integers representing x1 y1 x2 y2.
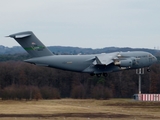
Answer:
24 42 45 51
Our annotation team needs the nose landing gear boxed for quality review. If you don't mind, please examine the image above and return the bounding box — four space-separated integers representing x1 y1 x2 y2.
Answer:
147 68 151 72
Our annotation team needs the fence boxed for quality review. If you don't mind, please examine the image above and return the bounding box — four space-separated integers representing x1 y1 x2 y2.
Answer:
133 94 160 101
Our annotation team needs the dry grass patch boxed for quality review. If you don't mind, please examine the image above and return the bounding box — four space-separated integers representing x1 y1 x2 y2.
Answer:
0 99 159 120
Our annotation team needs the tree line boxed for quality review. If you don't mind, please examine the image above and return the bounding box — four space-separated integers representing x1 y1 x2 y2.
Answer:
0 58 159 100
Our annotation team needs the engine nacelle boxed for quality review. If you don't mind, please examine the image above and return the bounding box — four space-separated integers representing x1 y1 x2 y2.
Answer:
114 59 132 67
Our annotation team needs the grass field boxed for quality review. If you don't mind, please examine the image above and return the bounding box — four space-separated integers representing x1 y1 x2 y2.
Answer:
0 99 159 120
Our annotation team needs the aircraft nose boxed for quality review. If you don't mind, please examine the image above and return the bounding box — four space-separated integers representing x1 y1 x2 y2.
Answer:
154 56 157 62
153 55 157 63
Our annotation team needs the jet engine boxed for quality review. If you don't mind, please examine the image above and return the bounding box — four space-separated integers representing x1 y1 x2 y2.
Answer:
114 59 133 67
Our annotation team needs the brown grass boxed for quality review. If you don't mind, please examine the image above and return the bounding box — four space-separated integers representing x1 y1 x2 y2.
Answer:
0 99 159 120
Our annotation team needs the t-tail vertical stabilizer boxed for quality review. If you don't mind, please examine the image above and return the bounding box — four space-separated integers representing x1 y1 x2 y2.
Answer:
8 31 53 57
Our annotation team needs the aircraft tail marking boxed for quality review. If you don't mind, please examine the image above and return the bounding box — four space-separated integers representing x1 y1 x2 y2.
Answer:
8 31 53 57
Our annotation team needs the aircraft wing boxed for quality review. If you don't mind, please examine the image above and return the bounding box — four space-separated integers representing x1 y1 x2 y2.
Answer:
93 52 119 66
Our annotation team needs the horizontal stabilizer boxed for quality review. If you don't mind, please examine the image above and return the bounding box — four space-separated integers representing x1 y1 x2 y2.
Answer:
15 34 31 39
9 32 31 39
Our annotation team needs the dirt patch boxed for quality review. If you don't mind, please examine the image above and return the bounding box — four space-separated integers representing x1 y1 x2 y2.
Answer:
104 101 160 107
0 113 159 119
0 113 130 118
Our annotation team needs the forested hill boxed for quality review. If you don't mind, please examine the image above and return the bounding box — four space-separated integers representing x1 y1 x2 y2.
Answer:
0 45 159 55
0 45 159 100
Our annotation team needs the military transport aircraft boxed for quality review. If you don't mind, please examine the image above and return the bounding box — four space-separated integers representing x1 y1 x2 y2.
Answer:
8 31 157 77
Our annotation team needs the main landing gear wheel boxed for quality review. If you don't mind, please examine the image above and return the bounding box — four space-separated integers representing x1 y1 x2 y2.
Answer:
103 73 108 77
96 74 101 77
90 73 108 77
147 68 151 72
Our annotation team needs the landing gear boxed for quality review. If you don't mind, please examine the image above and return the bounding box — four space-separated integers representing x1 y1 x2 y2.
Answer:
147 68 151 72
90 73 101 77
103 73 108 77
96 73 101 77
90 73 108 77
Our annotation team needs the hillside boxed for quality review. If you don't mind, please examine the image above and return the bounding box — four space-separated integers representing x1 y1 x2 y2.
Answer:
0 45 159 55
0 45 159 99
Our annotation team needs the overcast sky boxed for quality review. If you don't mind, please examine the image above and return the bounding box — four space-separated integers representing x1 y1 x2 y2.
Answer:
0 0 160 49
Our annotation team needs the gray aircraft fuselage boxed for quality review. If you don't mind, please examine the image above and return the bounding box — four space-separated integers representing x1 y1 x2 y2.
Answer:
8 31 157 76
25 51 157 74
